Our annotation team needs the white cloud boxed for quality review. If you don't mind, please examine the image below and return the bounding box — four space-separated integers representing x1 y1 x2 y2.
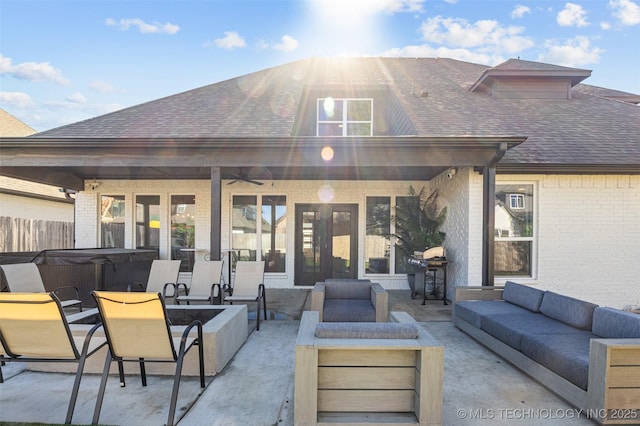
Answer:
538 36 603 66
89 80 117 93
419 16 534 55
311 0 425 14
609 0 640 25
213 31 246 49
66 92 86 104
0 54 69 85
557 3 589 27
511 5 531 18
600 21 612 29
262 35 300 52
0 91 35 109
105 18 179 34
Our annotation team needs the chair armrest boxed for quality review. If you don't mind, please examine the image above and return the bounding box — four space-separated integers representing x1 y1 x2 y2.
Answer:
311 283 326 322
53 285 80 300
454 286 504 302
370 283 389 322
162 282 177 299
211 283 222 304
176 282 189 296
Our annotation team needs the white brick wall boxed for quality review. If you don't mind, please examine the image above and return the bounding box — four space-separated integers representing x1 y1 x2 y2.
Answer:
497 174 640 309
72 174 640 307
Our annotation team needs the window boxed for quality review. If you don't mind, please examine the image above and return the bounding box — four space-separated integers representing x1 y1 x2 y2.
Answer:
171 195 195 272
495 184 535 277
101 195 125 248
232 196 258 262
365 197 390 274
509 194 525 209
261 196 287 272
135 195 160 255
233 195 287 272
317 98 372 136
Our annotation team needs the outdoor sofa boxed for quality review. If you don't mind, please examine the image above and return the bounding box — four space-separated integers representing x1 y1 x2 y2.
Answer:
453 281 640 425
294 310 443 425
310 279 388 322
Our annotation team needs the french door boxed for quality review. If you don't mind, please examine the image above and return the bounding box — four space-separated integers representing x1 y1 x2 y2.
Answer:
294 204 358 286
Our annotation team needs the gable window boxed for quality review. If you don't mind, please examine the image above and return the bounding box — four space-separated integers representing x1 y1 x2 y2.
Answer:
317 98 372 136
495 184 535 277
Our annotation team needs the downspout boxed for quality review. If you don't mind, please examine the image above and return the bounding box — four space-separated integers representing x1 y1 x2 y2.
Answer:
481 142 508 286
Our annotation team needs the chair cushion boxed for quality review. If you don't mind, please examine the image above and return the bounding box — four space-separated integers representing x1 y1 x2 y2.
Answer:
324 281 372 300
455 300 530 328
502 281 545 312
539 292 598 330
520 333 593 390
592 307 640 338
315 322 419 339
323 299 375 322
481 312 591 350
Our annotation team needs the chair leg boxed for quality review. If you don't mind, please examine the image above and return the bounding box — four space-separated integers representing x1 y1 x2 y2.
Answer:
256 299 261 331
65 351 89 424
263 295 267 320
118 360 125 387
198 328 205 388
167 351 189 426
0 359 4 383
139 358 147 386
93 349 113 425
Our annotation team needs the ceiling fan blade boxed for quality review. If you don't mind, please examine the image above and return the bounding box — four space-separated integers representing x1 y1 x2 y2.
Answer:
246 179 264 186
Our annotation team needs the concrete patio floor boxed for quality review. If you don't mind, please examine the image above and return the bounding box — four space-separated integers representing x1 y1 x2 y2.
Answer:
0 289 597 425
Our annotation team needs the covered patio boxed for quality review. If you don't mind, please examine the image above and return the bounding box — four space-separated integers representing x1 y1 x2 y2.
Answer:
0 290 596 425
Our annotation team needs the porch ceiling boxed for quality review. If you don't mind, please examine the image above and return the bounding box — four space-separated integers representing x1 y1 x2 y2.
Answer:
0 136 526 190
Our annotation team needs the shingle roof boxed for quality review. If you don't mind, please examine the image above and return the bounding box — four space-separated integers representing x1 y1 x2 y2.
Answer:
35 57 640 167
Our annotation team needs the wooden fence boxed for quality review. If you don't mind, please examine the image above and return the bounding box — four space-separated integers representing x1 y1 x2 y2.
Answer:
0 216 74 252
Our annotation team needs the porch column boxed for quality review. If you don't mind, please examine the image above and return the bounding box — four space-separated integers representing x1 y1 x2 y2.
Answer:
210 167 222 261
481 165 496 286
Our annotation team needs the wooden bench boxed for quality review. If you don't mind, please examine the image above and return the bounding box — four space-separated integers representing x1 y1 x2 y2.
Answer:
294 311 443 425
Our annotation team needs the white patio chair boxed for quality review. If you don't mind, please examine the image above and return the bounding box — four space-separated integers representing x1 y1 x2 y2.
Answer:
223 261 266 330
128 259 181 300
0 263 83 311
175 260 224 305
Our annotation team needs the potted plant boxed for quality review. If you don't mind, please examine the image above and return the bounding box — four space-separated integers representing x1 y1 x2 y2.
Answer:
389 186 447 298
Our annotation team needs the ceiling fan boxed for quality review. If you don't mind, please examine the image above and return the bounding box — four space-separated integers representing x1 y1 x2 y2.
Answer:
227 167 266 186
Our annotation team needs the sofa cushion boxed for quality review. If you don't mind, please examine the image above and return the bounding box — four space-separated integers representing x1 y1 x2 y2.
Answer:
521 333 593 390
455 300 531 328
324 281 372 300
481 312 591 350
592 307 640 338
323 299 375 322
502 281 545 312
539 292 598 330
315 322 419 339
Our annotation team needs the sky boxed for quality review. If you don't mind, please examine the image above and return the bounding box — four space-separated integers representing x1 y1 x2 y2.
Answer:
1 0 639 132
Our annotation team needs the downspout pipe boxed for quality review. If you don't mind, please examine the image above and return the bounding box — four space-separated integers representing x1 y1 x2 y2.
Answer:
481 143 508 287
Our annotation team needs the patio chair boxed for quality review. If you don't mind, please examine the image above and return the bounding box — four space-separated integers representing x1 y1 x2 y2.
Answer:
223 260 266 330
0 292 106 424
128 259 181 300
91 291 205 426
0 263 83 312
175 260 224 305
